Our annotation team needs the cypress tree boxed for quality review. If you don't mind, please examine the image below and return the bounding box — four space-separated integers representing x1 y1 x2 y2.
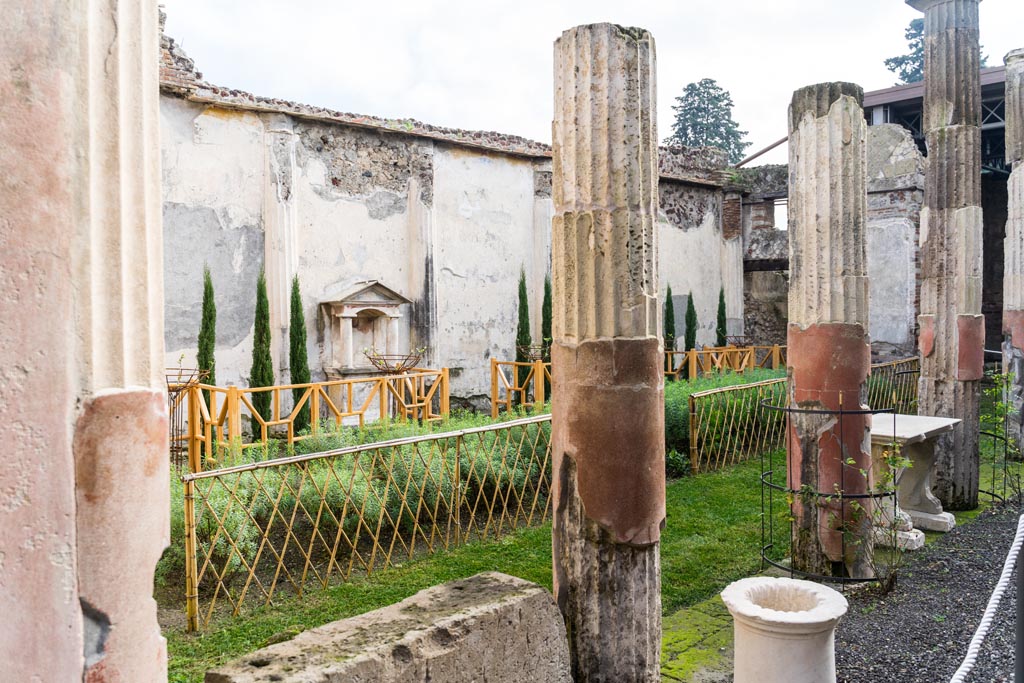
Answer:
716 287 728 347
541 275 552 399
249 269 274 432
289 275 312 433
197 267 216 403
515 268 532 407
664 284 676 351
685 291 698 352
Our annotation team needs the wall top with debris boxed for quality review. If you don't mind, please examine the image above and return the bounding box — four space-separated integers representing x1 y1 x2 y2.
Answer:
158 14 729 186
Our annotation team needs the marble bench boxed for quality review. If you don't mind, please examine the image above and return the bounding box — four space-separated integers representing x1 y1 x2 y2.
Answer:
870 414 961 546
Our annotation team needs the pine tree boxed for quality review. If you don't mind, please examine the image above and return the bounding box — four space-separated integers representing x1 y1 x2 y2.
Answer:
884 19 925 85
289 275 312 433
249 269 274 432
685 292 698 352
515 268 532 407
885 18 986 85
716 287 728 347
541 275 552 399
197 267 217 404
665 78 750 164
664 284 676 352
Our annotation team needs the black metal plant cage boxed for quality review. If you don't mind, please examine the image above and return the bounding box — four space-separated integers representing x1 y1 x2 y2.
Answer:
760 399 901 585
979 348 1020 504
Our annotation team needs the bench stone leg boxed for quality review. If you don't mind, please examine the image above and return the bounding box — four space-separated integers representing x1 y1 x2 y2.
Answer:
898 441 956 533
871 444 926 551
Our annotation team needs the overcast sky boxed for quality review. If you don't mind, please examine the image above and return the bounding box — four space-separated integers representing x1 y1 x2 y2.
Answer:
163 0 1024 165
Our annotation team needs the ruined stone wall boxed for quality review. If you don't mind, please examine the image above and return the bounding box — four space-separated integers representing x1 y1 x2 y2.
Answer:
738 128 926 356
659 180 743 344
744 271 788 345
161 95 552 402
866 124 925 358
161 102 739 401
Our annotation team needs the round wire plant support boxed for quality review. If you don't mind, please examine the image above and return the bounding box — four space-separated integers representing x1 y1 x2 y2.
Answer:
759 398 901 586
979 348 1021 504
363 350 423 375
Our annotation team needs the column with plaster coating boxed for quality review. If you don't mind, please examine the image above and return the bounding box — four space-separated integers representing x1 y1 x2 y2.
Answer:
787 83 873 578
340 315 355 369
551 23 664 681
1003 48 1024 451
264 120 299 382
0 1 168 680
910 0 983 510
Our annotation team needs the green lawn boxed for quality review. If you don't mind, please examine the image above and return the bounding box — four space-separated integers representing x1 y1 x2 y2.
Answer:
165 456 769 682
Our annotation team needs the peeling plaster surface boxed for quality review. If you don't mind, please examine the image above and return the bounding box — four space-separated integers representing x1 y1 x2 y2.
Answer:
659 181 741 344
432 146 541 389
160 93 740 397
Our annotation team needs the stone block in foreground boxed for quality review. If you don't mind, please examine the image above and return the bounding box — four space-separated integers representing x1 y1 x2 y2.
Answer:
204 572 571 683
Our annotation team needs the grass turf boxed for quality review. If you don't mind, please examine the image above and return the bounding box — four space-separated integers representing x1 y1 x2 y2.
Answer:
165 457 768 681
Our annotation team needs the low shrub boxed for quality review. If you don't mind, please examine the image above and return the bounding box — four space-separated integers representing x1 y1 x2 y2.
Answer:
663 368 785 471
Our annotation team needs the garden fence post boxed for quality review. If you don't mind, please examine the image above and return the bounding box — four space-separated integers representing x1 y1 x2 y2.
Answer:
187 386 200 473
227 385 241 443
534 359 546 408
689 394 699 474
442 368 451 417
491 358 500 419
183 477 200 632
689 349 698 381
772 344 781 369
310 385 320 435
455 433 464 547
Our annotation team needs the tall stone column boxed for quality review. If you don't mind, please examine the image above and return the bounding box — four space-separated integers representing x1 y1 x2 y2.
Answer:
0 1 168 681
551 24 665 681
1003 48 1024 450
910 0 984 510
787 83 873 579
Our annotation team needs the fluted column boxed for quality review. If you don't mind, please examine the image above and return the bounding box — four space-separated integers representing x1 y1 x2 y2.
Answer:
909 0 983 510
787 82 873 579
551 23 664 681
0 1 168 680
1003 48 1024 450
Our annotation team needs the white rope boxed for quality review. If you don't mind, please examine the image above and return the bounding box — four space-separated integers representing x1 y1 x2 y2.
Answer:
948 512 1024 683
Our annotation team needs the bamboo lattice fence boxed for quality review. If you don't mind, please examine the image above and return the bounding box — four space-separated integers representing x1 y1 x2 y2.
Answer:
183 369 450 472
180 414 551 631
166 368 209 473
664 345 786 381
490 358 551 418
687 357 920 473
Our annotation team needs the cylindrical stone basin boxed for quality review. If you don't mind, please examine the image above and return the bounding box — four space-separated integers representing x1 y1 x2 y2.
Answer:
720 577 848 683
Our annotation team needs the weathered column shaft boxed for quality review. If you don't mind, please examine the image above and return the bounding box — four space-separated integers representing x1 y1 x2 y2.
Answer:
787 82 873 579
1 1 168 681
1004 49 1024 449
551 23 664 682
910 0 983 510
